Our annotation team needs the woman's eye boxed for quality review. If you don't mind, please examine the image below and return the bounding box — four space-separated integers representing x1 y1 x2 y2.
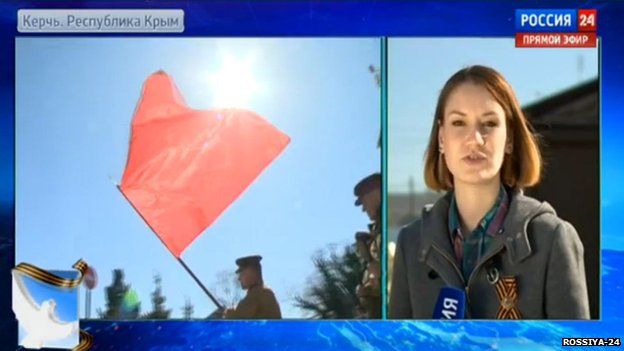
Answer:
451 120 465 127
483 121 498 128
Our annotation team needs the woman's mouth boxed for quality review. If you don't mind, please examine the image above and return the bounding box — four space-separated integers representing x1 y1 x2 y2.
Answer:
463 153 487 165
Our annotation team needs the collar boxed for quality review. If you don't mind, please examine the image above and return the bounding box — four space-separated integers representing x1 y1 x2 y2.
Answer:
246 281 264 292
448 185 509 238
418 189 554 269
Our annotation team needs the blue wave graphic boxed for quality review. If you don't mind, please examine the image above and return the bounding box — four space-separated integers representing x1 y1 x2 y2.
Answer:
79 250 623 350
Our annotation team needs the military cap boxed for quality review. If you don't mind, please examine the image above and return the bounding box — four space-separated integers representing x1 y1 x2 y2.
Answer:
235 255 262 273
354 173 381 205
355 231 372 242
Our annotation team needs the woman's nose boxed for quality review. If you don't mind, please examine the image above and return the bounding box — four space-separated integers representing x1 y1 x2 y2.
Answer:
466 128 485 146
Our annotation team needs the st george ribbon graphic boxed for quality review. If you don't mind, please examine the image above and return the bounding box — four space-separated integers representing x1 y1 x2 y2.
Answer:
13 259 94 350
118 71 290 308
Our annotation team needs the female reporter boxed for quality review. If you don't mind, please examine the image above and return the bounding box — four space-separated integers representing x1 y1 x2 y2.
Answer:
389 65 590 319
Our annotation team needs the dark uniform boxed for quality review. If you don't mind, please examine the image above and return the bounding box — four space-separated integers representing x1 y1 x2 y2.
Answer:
353 173 382 319
224 255 282 319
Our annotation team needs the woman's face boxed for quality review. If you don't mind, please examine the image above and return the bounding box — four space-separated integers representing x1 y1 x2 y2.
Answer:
438 82 510 187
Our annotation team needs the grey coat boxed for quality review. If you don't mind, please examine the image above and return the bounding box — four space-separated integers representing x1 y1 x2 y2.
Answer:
389 191 590 319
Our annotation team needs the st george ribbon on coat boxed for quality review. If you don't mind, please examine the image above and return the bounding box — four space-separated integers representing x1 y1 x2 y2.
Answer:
120 71 290 257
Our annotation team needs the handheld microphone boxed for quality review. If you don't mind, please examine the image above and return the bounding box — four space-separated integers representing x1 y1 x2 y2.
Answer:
432 286 466 319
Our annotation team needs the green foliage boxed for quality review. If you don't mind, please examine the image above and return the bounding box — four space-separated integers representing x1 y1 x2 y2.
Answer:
97 269 140 319
142 273 171 319
294 244 365 319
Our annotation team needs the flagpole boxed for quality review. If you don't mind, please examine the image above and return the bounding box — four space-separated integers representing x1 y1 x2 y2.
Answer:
176 257 223 309
115 185 224 310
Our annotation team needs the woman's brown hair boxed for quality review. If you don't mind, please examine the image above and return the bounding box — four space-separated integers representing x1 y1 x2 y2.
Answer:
424 65 541 191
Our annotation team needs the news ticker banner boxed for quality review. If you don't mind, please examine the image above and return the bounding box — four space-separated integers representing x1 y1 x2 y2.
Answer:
515 9 597 48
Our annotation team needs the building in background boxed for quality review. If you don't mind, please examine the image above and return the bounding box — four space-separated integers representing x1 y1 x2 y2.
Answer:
524 78 599 319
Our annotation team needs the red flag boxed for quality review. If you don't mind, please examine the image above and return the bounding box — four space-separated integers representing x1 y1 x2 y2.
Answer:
120 71 290 257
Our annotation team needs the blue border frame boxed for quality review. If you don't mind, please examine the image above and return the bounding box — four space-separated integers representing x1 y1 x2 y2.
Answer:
2 1 624 350
380 36 388 320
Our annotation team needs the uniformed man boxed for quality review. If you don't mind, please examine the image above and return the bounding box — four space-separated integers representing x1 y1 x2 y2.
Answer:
354 173 381 223
223 255 282 319
353 173 381 319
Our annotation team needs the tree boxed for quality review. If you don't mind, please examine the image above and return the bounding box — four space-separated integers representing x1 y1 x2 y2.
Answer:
97 269 140 319
142 273 171 319
369 64 382 148
294 244 365 319
211 270 244 309
182 298 194 319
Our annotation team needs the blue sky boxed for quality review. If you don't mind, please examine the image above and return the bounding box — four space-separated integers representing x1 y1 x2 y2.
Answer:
15 38 380 318
389 38 598 194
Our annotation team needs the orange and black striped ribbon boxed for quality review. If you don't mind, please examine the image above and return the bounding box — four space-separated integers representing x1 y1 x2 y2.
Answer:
494 276 522 319
13 259 94 350
14 259 88 289
75 330 94 351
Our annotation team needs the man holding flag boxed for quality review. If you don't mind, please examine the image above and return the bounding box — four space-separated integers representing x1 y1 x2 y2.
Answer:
222 255 282 319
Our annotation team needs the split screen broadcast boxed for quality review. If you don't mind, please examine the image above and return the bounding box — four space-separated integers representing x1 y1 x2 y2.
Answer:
15 36 598 322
